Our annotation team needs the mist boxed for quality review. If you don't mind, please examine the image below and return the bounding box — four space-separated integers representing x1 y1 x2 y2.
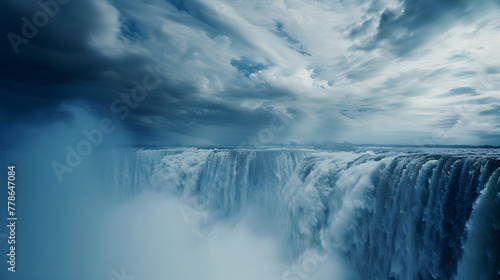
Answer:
1 102 362 280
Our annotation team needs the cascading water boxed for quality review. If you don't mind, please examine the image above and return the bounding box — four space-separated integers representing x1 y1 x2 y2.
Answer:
108 147 500 280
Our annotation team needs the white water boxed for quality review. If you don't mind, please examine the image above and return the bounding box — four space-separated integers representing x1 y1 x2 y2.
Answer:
3 104 497 279
103 148 500 280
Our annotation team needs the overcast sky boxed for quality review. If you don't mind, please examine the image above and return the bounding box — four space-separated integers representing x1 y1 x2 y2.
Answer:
1 0 499 146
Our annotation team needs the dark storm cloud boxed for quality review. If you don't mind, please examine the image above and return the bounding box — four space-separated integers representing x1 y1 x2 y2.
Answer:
121 96 301 145
360 0 494 56
0 0 499 146
0 0 157 124
1 1 119 82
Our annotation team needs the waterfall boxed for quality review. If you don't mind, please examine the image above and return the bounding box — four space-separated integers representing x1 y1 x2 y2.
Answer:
108 148 500 280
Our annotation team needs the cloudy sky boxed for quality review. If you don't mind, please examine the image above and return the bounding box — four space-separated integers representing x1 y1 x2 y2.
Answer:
1 0 499 146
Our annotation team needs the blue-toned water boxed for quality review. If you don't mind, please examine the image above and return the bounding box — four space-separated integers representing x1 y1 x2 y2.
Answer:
106 147 500 280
